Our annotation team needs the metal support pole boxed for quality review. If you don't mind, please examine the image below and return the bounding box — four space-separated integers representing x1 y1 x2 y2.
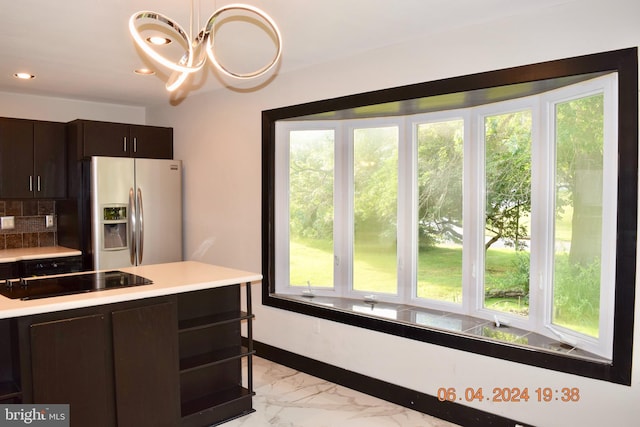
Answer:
245 281 254 395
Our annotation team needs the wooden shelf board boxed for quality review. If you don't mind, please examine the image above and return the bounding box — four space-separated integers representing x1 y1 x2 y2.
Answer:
180 346 254 373
181 385 252 418
178 311 253 332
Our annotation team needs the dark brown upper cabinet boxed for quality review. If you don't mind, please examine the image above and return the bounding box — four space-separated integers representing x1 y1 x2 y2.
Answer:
68 119 173 160
0 118 66 199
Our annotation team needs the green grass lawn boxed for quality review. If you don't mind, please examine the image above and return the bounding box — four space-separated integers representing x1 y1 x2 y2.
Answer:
289 239 334 286
289 238 598 337
292 238 525 303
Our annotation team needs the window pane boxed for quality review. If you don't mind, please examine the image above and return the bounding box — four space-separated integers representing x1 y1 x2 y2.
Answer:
289 130 335 288
353 127 398 294
484 111 532 317
553 94 604 337
416 120 464 303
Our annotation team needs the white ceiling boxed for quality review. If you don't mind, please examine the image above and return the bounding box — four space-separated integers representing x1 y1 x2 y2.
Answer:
0 0 572 107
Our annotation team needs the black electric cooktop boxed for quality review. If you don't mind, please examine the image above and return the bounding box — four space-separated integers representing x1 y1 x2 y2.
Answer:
0 270 153 301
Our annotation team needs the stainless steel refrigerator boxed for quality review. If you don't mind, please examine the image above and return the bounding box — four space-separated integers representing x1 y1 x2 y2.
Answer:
90 156 183 270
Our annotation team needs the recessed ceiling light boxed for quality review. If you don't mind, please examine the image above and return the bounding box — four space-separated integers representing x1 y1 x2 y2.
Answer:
13 72 35 80
146 36 171 45
134 68 156 75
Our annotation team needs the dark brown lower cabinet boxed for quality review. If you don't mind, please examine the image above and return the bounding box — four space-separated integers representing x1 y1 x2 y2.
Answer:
20 297 180 427
112 302 181 427
0 319 21 404
30 314 115 427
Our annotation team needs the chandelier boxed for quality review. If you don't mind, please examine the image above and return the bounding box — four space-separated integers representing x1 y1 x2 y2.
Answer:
129 2 282 92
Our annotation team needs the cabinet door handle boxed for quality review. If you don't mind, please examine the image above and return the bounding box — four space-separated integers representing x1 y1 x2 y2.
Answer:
37 176 41 192
133 137 137 153
123 136 127 152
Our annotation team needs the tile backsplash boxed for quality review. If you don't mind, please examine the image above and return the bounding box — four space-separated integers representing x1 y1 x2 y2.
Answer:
0 200 57 250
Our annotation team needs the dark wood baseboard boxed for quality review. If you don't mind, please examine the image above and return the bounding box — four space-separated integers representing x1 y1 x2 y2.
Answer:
248 339 532 427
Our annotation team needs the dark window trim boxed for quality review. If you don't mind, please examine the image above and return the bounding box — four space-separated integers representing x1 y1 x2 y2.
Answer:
262 47 638 385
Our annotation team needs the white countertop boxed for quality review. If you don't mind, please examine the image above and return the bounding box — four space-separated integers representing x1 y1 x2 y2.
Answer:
0 261 262 319
0 246 82 263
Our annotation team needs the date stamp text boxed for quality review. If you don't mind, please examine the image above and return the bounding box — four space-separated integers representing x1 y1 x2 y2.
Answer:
436 387 580 403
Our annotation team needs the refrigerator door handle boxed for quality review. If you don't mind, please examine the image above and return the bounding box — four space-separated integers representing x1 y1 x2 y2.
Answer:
129 188 136 265
137 187 144 264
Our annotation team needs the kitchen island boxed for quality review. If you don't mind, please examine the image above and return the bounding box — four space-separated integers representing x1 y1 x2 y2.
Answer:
0 260 262 318
0 261 262 427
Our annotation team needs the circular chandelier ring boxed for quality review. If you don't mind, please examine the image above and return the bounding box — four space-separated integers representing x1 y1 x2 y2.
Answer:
204 4 283 79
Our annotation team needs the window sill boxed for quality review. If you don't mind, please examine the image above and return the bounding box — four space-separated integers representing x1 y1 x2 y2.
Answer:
272 293 609 365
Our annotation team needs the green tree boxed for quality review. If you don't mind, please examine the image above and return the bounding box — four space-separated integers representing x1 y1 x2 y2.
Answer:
417 120 464 248
289 95 603 263
484 111 532 251
555 94 604 265
353 127 398 245
289 130 334 240
416 112 532 252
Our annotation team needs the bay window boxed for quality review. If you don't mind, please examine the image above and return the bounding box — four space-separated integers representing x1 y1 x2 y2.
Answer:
263 48 637 385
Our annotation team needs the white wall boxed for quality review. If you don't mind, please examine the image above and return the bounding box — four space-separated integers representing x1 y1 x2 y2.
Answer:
151 1 640 425
0 91 145 124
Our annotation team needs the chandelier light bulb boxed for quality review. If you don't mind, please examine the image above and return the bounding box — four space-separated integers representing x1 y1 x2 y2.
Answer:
129 3 282 92
14 72 35 80
147 36 172 46
129 11 203 75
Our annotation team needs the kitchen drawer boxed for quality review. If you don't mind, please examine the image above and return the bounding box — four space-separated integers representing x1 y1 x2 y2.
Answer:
20 255 83 277
0 263 19 280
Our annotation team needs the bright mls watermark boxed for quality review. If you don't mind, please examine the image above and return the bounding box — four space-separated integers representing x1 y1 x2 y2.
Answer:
0 405 69 426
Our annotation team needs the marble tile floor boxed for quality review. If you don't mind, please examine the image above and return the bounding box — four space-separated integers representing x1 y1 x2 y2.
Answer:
225 357 459 427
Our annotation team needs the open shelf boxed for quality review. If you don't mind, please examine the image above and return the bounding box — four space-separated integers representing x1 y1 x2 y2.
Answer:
180 346 254 373
181 386 254 427
178 311 253 332
177 283 255 426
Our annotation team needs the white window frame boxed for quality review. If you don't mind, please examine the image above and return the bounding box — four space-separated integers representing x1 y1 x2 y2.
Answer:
470 97 540 332
407 110 471 314
343 118 405 303
539 74 618 359
275 121 341 297
274 74 618 359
